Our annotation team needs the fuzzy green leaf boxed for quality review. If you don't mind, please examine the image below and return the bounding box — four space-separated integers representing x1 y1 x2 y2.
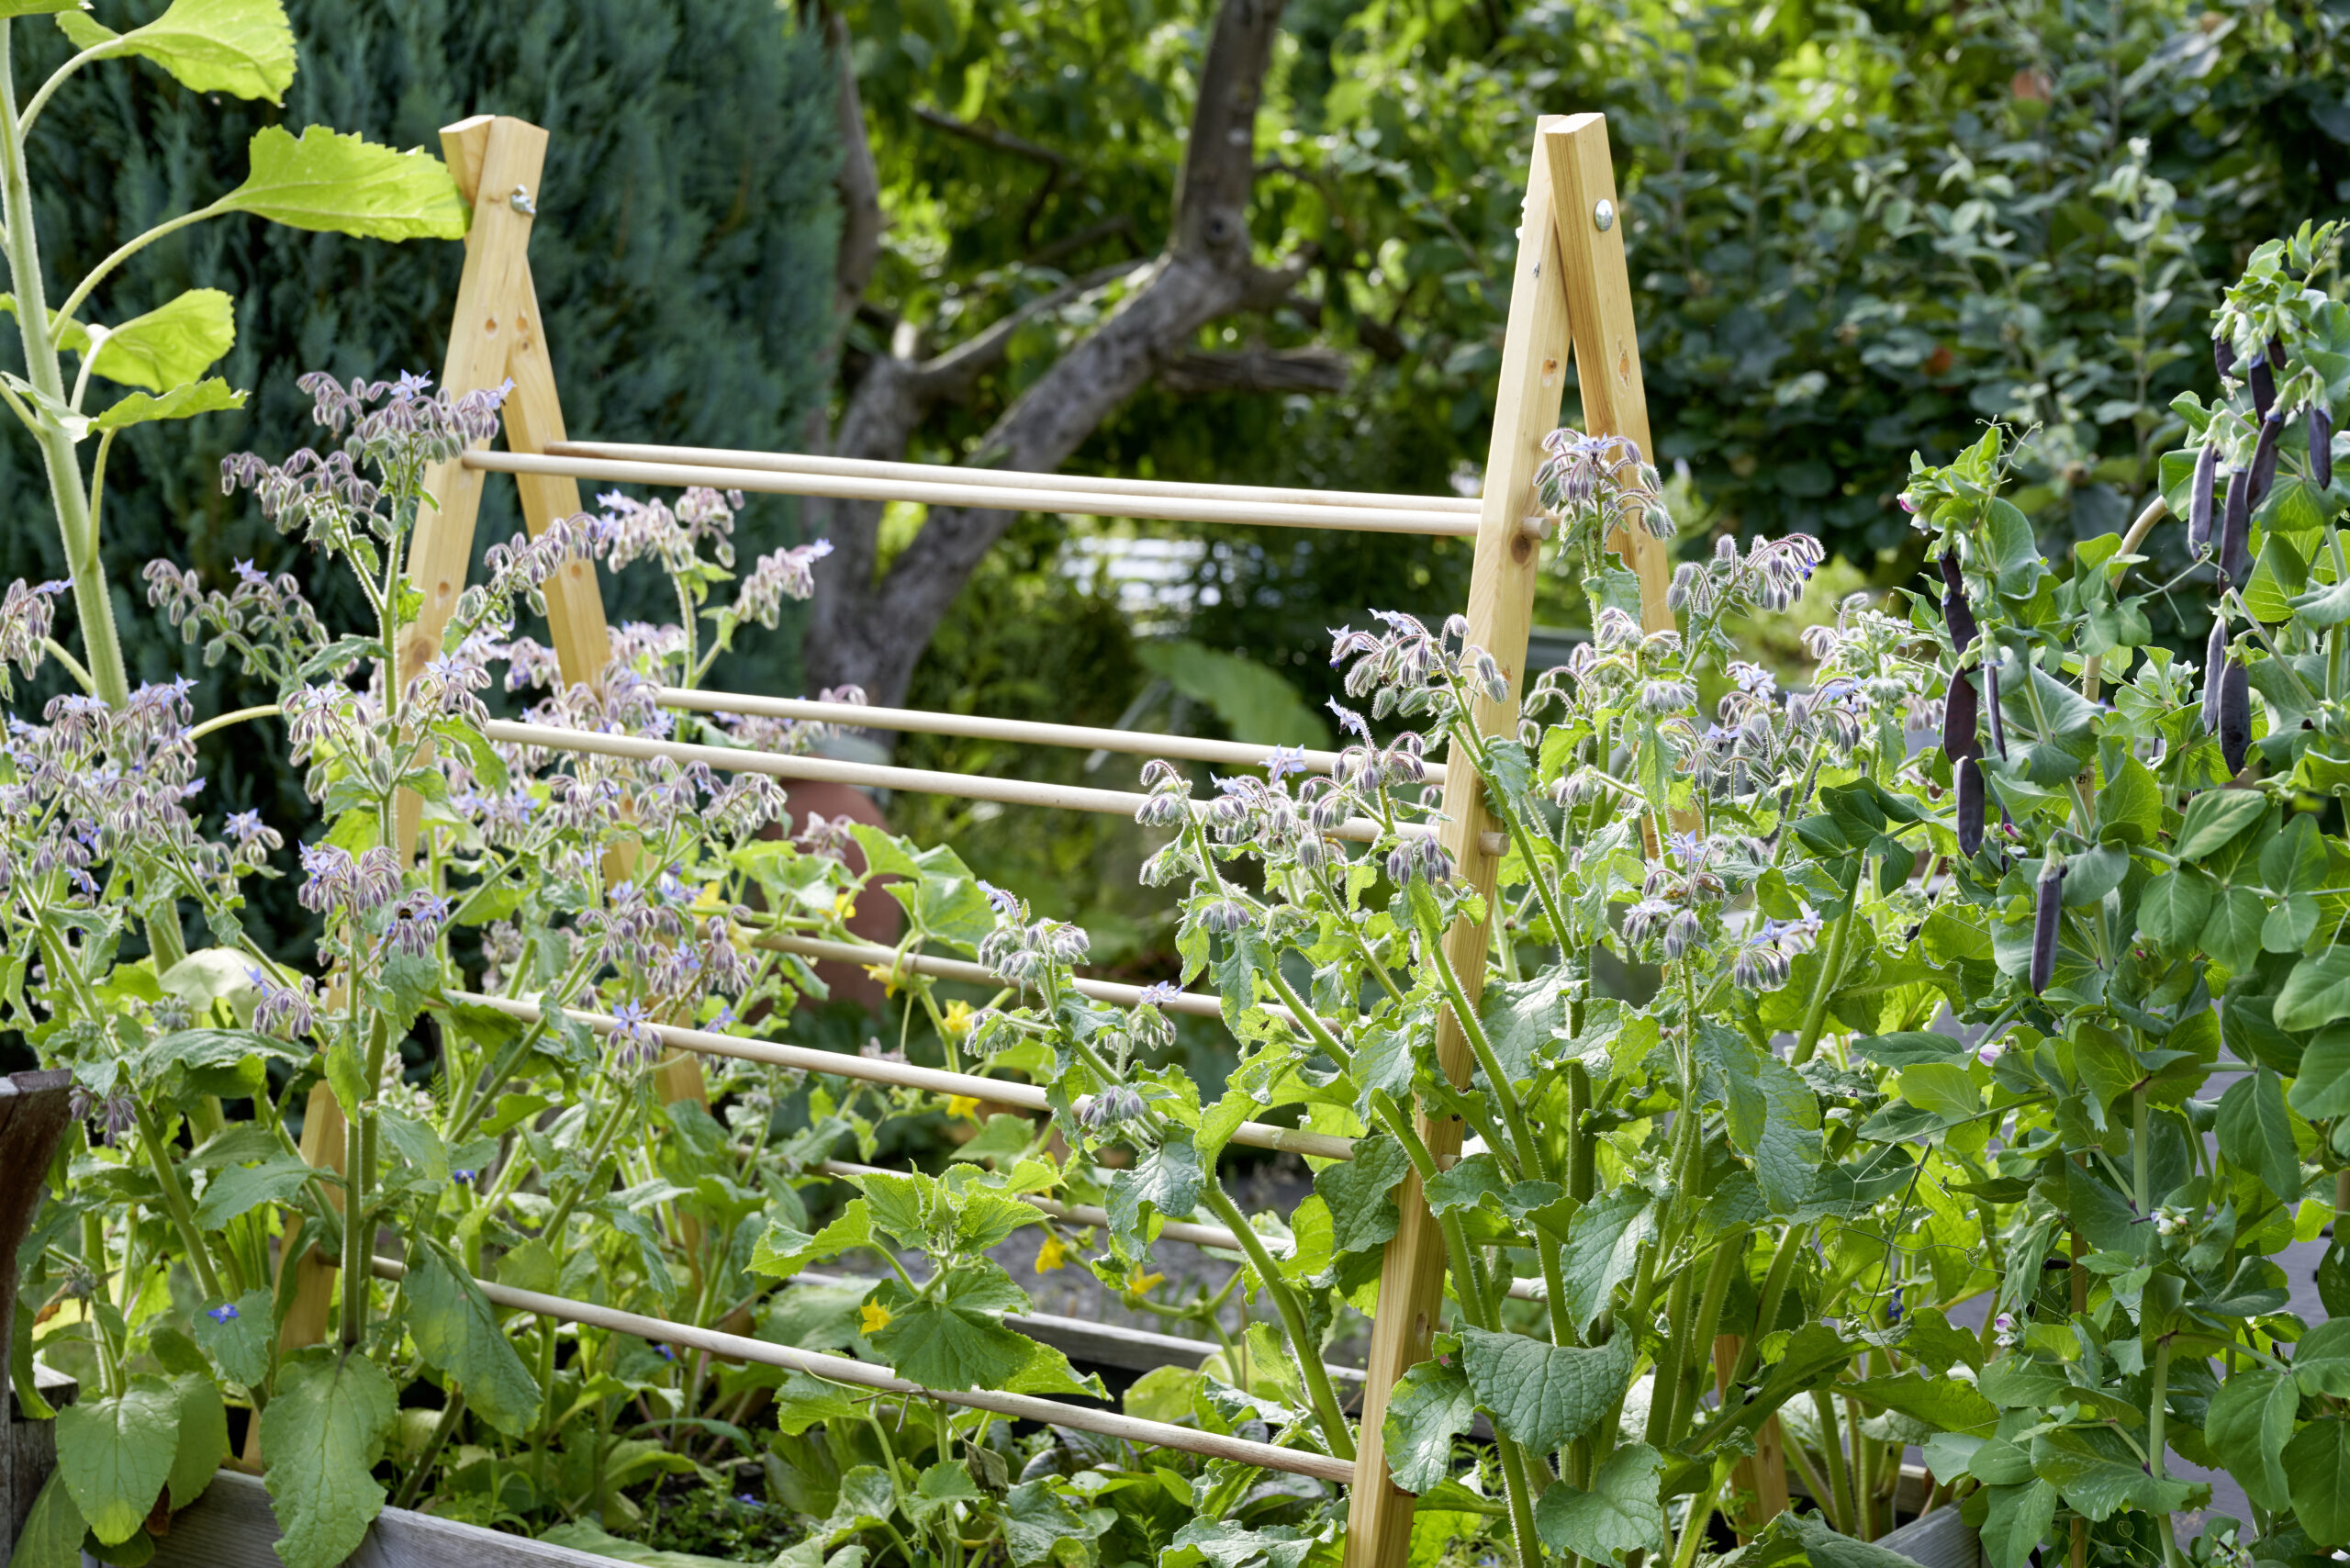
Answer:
405 1240 542 1436
1533 1443 1663 1564
258 1348 397 1567
91 376 246 432
1381 1353 1475 1495
54 1378 180 1543
1459 1327 1636 1455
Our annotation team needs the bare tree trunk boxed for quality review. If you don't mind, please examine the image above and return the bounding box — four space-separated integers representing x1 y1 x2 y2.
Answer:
802 0 1299 711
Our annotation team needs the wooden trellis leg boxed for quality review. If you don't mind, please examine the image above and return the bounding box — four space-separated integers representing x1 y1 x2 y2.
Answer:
1344 113 1673 1568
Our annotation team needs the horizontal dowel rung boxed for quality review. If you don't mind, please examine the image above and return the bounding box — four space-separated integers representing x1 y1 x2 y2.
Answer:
807 1158 1541 1302
760 934 1232 1021
363 1254 1351 1483
546 439 1483 516
464 449 1478 536
478 719 1478 851
654 686 1451 786
444 990 1357 1162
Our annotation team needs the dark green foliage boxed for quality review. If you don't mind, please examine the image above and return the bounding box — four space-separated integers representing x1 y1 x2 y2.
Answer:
0 0 837 950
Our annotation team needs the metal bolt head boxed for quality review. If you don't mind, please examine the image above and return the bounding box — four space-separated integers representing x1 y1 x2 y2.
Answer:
1593 198 1616 232
509 185 537 216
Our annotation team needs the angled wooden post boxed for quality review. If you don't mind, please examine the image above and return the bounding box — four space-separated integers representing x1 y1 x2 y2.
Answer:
1344 112 1673 1567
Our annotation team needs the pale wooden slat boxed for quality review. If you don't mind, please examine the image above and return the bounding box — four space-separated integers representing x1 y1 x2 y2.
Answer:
464 450 1477 537
1542 118 1673 632
140 1468 630 1568
363 1254 1358 1483
1346 113 1661 1566
654 685 1451 785
548 438 1483 513
442 990 1358 1163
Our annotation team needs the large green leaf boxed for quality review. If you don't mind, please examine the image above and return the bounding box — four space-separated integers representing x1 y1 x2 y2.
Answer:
405 1240 542 1436
1459 1327 1636 1454
2216 1067 2304 1203
222 127 466 240
2293 1319 2350 1396
2134 870 2212 954
259 1348 397 1568
2171 790 2268 862
2281 947 2350 1032
866 1263 1035 1392
1312 1133 1410 1255
1978 1481 2058 1568
1136 638 1332 749
10 1473 86 1568
57 0 295 102
92 377 246 432
81 290 234 392
191 1288 274 1387
1841 1372 1998 1436
163 1373 227 1511
54 1378 181 1543
1108 1138 1205 1252
2288 1418 2350 1547
1532 1443 1663 1564
1558 1188 1656 1333
2206 1368 2298 1511
2293 1026 2350 1120
2030 1426 2194 1521
1744 1511 1928 1568
194 1153 312 1228
1381 1353 1475 1495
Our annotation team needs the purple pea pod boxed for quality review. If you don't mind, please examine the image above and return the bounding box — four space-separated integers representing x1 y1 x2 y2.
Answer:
1939 553 1978 653
2219 465 2254 585
1944 668 1980 763
2249 409 2284 511
2202 618 2228 734
1956 756 1985 858
2187 442 2218 554
2215 334 2237 381
2250 353 2277 421
2220 659 2251 774
1984 648 2009 760
2316 405 2335 493
2030 853 2065 996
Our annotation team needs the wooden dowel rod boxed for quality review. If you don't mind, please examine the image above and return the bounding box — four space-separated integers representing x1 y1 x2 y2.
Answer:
547 439 1483 516
806 1158 1540 1300
480 719 1496 853
757 933 1234 1020
442 990 1358 1162
654 686 1451 786
463 450 1477 537
362 1254 1351 1483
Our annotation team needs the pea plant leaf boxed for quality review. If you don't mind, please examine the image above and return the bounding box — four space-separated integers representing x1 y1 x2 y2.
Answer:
2205 1368 2298 1511
56 0 296 102
221 127 467 241
404 1239 542 1436
53 1376 182 1543
2288 1418 2350 1547
2280 946 2350 1032
258 1347 397 1567
1533 1442 1664 1563
1459 1327 1636 1454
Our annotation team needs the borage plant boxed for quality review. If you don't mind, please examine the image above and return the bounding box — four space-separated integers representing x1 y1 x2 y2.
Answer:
3 370 903 1568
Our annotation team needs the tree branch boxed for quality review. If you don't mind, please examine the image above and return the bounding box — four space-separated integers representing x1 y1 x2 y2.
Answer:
1157 346 1348 396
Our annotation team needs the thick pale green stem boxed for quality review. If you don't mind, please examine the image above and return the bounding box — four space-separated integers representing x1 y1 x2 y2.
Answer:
1196 1183 1356 1463
0 25 125 708
1791 867 1863 1067
2150 1337 2185 1568
131 1103 225 1301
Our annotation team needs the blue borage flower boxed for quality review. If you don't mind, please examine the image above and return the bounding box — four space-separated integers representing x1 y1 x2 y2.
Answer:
205 1303 240 1324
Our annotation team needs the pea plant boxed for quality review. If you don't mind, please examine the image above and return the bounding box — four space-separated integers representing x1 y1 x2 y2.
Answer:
996 225 2350 1568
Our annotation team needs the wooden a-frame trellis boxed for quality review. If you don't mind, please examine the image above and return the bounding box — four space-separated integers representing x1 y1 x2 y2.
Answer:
263 108 1761 1565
